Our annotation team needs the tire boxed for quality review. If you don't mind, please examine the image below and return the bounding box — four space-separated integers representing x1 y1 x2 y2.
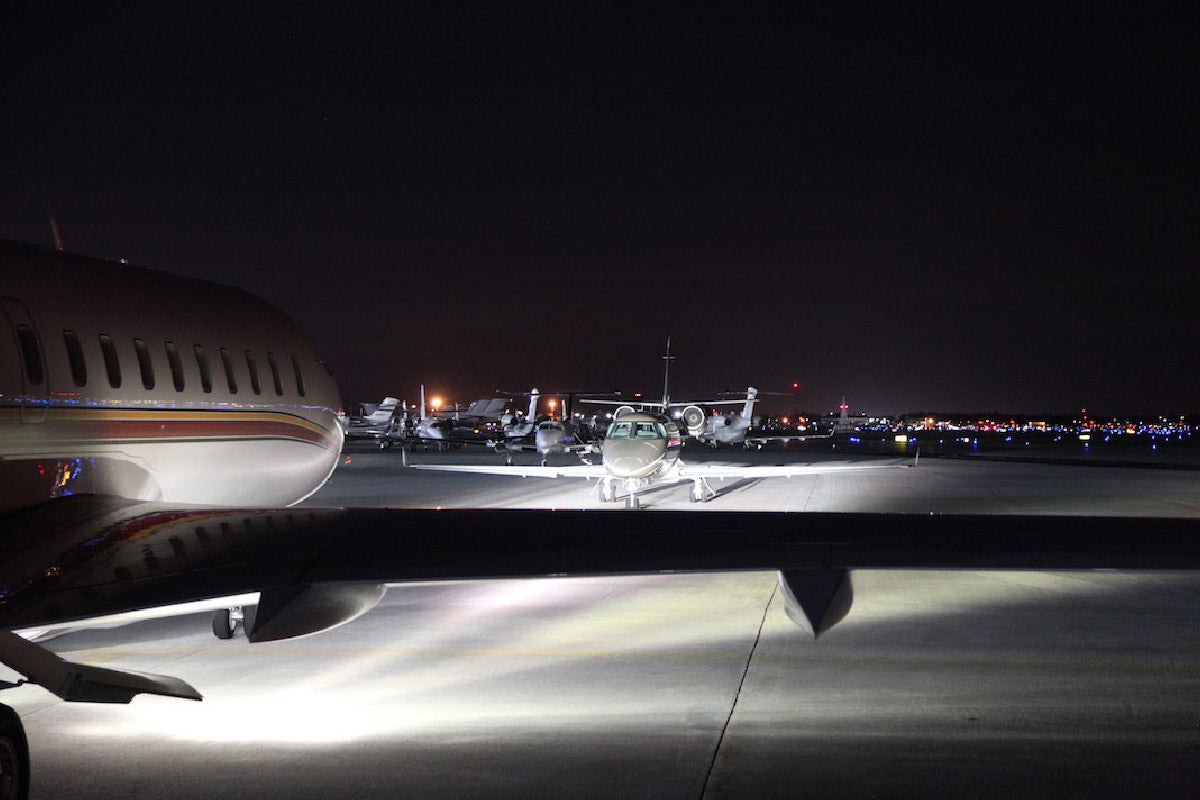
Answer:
212 608 234 639
0 705 29 800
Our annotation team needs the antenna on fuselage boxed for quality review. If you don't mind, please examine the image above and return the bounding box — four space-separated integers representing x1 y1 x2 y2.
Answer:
49 217 65 251
661 337 675 408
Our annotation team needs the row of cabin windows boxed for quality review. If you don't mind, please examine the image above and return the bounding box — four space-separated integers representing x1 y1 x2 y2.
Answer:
14 327 308 397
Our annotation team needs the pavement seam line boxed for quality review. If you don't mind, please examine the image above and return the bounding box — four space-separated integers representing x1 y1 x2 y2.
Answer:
699 581 777 800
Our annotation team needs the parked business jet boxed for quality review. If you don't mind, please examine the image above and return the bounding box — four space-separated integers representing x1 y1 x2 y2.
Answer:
694 387 834 449
415 409 899 508
490 389 601 466
581 339 749 439
343 396 401 442
3 239 1197 799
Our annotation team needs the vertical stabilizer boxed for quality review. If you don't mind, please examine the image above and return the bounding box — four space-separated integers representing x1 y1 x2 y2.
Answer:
741 387 759 420
661 337 675 408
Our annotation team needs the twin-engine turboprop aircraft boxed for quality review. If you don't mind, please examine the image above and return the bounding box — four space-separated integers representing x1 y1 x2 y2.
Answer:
414 409 902 508
3 239 1198 799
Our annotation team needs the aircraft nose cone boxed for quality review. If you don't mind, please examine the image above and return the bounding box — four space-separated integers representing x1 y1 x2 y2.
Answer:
603 440 663 478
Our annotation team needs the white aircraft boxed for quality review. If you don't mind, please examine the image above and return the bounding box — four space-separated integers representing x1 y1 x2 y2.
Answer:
342 396 402 442
693 387 834 449
1 239 1194 798
580 339 749 440
491 389 600 466
379 386 479 450
414 409 903 508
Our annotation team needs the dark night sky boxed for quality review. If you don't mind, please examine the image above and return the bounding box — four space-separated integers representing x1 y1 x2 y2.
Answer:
3 5 1198 415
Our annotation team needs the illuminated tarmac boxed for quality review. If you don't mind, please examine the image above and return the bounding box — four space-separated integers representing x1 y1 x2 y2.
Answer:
7 443 1200 798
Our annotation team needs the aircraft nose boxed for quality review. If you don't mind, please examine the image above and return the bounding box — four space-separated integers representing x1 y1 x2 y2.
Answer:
603 440 662 478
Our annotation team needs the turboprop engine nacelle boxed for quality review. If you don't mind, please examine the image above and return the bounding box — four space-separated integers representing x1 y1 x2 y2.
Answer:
681 405 706 436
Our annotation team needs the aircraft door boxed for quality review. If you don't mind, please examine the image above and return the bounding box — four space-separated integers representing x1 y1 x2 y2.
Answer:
1 296 48 423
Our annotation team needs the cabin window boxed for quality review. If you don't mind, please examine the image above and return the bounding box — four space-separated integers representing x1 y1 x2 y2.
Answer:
164 342 185 391
267 352 283 396
219 347 238 394
15 325 44 386
63 331 87 387
245 351 261 395
193 345 212 393
291 355 306 397
98 334 121 388
635 422 659 438
133 339 155 390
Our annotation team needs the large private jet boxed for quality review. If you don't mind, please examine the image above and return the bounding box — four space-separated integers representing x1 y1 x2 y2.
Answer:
3 239 1197 799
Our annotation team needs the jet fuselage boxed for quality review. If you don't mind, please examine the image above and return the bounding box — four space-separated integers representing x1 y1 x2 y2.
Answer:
0 241 344 513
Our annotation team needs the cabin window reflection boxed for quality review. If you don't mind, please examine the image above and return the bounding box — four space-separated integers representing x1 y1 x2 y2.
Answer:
15 325 44 386
219 347 238 394
164 342 185 391
245 351 261 395
266 352 283 396
98 334 121 388
63 331 87 387
193 345 212 393
133 339 155 390
291 355 306 397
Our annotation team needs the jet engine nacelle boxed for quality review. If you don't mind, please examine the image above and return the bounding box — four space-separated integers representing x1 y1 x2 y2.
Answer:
680 405 706 436
613 405 636 418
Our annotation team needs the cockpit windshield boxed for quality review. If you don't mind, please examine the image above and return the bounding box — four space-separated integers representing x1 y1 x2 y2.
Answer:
607 420 665 440
606 421 633 440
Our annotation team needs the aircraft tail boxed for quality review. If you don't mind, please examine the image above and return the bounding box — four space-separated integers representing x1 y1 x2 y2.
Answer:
527 389 540 419
741 387 759 420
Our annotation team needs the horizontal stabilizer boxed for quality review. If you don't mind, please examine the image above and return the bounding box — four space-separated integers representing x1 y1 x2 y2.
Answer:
0 631 201 703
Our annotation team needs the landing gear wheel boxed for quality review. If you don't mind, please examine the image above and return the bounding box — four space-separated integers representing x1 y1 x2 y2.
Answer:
0 705 29 800
598 480 615 502
625 494 640 510
212 608 235 639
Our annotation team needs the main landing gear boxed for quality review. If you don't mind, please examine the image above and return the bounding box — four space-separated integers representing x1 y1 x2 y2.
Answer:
212 606 256 639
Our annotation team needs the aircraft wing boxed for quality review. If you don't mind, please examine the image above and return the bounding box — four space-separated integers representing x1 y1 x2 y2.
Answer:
4 497 1200 642
409 463 605 478
742 432 834 445
677 460 905 480
4 495 1200 701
